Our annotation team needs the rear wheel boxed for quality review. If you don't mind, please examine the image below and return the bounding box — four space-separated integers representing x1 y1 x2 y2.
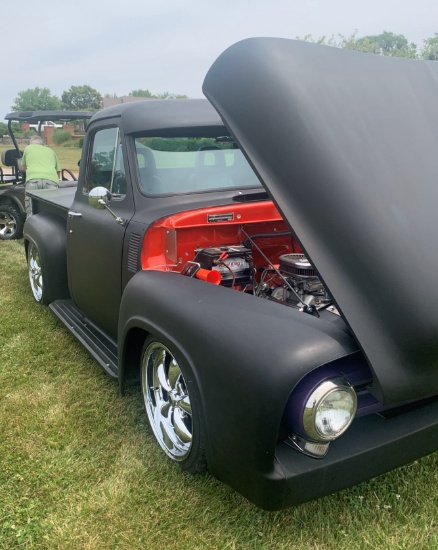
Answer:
0 204 24 240
141 337 206 473
28 242 47 304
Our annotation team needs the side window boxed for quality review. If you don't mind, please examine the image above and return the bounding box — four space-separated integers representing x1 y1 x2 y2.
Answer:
86 127 127 197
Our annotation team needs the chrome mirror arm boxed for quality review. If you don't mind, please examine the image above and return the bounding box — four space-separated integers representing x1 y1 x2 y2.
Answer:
97 199 126 226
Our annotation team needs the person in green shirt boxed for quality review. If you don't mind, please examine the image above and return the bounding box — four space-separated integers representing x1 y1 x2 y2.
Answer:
22 135 61 216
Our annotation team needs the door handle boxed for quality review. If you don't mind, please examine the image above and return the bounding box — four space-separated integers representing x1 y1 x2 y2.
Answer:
68 211 82 218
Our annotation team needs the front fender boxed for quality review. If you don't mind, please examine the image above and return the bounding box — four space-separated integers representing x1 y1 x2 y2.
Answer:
23 213 70 303
118 270 358 492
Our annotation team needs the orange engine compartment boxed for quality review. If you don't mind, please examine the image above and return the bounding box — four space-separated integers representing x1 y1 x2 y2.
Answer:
141 201 302 275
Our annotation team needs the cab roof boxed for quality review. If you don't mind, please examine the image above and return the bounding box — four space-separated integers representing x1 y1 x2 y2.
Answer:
90 98 226 136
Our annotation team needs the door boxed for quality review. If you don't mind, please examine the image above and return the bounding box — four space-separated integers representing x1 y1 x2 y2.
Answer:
67 124 134 337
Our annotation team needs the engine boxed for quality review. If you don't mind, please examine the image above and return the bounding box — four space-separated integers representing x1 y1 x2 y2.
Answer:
254 253 331 313
184 240 335 315
274 254 329 305
187 245 252 288
195 246 252 287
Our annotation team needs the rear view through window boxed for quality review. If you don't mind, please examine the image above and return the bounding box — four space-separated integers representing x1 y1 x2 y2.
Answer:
135 137 260 195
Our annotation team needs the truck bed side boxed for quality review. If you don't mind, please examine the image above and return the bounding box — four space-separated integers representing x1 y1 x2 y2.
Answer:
26 185 76 220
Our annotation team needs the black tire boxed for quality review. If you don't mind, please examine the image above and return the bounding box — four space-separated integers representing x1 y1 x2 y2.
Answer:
0 204 24 240
27 241 47 305
140 336 206 473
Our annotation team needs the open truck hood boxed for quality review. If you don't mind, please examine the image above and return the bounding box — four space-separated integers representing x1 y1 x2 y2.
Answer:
203 38 438 404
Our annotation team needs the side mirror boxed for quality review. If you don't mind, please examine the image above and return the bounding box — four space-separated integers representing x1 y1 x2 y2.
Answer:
89 186 112 209
88 186 125 226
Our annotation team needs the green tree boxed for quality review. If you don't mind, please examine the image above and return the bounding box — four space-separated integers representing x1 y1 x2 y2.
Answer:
338 32 380 53
129 89 154 98
295 33 339 46
129 89 188 99
346 31 417 58
62 85 102 111
11 87 61 111
297 30 418 59
155 91 188 99
421 33 438 60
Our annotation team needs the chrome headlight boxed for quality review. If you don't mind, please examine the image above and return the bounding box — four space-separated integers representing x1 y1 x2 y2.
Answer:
303 378 357 442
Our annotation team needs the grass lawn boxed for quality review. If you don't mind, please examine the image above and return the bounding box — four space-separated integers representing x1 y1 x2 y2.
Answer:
1 239 437 549
0 144 81 173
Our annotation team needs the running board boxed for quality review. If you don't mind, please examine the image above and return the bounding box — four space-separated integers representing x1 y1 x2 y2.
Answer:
50 300 118 378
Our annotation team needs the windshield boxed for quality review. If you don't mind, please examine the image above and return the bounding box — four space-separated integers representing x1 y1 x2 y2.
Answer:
134 137 261 195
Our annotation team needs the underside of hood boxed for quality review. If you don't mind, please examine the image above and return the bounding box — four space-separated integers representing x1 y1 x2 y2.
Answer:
203 37 438 404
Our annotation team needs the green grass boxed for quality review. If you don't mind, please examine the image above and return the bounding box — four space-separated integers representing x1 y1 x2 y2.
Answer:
0 144 81 173
1 239 438 549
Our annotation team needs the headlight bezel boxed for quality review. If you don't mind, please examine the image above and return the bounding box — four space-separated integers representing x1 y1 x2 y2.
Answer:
302 377 357 442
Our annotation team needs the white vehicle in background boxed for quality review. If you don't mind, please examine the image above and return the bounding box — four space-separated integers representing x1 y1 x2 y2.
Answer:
28 120 63 131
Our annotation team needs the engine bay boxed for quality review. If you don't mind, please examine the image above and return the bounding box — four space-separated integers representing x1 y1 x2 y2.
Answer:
141 200 339 317
186 241 338 316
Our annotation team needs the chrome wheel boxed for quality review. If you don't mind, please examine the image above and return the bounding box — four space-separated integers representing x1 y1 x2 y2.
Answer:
142 341 193 461
0 211 16 236
0 205 23 240
28 243 44 302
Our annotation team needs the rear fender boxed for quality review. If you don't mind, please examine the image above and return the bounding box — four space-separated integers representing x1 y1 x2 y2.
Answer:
23 213 70 303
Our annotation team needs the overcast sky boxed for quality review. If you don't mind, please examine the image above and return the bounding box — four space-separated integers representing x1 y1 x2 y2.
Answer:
2 0 437 121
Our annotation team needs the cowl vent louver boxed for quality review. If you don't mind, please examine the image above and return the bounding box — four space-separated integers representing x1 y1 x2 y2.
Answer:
127 233 142 272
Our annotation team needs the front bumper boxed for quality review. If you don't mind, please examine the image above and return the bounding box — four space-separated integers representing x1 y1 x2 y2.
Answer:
235 397 438 510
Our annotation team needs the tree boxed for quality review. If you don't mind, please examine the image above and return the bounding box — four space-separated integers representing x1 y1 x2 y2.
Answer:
129 89 154 98
421 33 438 60
338 32 381 53
11 87 61 111
62 85 102 111
296 30 418 59
346 31 417 58
129 89 188 99
155 91 188 99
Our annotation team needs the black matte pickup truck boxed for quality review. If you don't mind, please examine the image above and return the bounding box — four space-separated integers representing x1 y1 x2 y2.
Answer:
22 38 438 510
